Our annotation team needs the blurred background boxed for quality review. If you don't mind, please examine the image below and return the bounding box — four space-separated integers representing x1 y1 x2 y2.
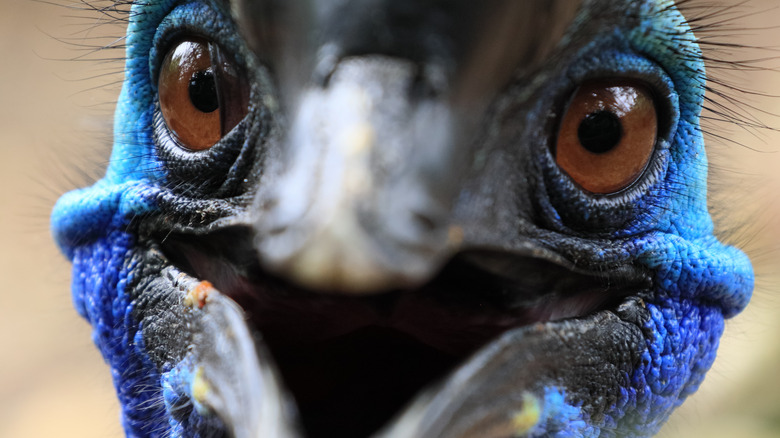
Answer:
2 0 780 436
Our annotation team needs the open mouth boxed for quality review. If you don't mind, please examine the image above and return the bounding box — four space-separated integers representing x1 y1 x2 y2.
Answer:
146 226 650 438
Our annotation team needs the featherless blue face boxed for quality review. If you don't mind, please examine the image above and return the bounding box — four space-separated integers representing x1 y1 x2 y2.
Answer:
52 0 754 437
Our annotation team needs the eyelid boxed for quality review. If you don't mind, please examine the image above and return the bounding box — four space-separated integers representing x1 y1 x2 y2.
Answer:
149 1 244 91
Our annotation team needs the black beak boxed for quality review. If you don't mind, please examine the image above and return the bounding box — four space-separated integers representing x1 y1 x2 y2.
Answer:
229 0 581 292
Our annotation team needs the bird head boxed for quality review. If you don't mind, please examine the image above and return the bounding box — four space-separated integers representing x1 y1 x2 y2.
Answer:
52 0 753 437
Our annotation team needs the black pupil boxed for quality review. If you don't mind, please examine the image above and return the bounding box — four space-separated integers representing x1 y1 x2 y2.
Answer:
189 69 219 113
577 110 622 154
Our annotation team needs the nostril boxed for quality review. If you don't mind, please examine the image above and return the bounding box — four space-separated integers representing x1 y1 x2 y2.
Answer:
408 65 446 101
413 212 438 233
266 225 287 236
260 197 279 211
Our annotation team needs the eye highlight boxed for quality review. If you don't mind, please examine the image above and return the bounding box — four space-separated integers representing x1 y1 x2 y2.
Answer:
555 80 657 194
158 38 249 151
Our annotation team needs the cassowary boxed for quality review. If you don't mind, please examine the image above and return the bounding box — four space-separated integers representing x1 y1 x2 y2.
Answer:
51 0 754 437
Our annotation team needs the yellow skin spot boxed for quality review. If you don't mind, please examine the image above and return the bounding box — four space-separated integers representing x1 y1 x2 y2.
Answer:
191 367 211 403
342 122 375 156
512 392 541 436
447 225 464 247
184 281 213 309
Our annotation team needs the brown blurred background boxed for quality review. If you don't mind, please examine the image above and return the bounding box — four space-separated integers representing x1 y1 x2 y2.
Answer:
2 0 780 437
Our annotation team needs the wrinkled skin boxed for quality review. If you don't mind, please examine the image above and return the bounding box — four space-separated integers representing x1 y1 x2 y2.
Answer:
52 0 753 437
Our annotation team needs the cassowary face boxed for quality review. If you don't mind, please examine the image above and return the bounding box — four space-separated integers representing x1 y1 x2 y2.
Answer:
52 0 754 437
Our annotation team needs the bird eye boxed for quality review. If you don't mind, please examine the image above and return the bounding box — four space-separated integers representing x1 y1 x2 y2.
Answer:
555 80 657 194
158 38 249 151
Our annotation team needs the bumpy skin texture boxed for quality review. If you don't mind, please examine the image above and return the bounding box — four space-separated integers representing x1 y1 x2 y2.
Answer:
52 0 753 437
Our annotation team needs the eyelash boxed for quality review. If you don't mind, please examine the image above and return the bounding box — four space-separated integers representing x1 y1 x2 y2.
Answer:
52 0 770 131
49 1 774 205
